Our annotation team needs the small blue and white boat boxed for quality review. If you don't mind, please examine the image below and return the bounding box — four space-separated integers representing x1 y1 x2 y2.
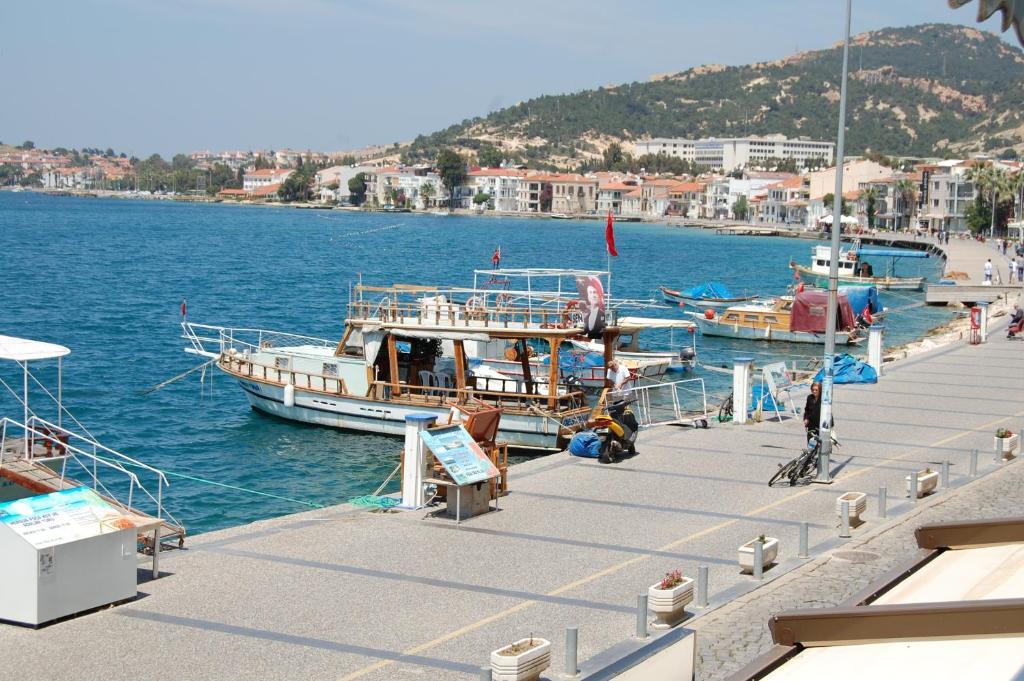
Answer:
659 282 760 310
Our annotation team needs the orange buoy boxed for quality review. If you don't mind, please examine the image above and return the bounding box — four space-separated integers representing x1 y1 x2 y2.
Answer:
704 309 715 319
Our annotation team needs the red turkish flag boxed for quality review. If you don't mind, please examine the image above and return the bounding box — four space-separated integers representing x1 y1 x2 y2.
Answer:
605 211 618 257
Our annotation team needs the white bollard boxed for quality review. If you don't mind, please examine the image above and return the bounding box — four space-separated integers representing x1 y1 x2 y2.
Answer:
979 302 989 343
867 325 884 376
732 357 754 425
399 413 438 509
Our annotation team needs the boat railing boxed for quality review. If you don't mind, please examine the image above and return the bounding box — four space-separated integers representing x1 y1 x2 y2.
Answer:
0 416 181 532
347 295 601 330
370 380 586 413
183 322 335 358
219 354 348 395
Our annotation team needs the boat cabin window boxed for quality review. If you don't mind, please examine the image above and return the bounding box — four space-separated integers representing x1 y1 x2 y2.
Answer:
816 259 826 266
322 363 338 377
723 313 740 322
743 314 760 322
764 315 779 323
274 356 290 369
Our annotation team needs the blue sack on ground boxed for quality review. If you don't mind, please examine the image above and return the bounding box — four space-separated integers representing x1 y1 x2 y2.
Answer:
569 430 602 458
813 353 878 385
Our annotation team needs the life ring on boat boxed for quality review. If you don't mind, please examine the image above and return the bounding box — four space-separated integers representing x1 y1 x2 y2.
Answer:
465 295 485 317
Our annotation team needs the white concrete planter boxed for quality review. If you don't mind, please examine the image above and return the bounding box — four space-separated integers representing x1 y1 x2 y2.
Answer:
738 537 779 573
995 434 1019 459
648 576 694 629
490 638 551 681
905 469 939 498
835 492 867 521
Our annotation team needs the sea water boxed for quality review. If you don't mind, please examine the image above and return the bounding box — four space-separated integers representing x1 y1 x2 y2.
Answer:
0 193 952 533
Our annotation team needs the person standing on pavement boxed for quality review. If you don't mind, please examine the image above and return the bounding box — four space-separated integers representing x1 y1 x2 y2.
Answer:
984 259 993 283
804 382 823 442
1011 257 1019 284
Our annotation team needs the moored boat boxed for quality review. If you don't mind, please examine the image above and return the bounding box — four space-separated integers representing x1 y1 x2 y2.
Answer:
790 243 928 291
660 282 760 310
688 290 862 345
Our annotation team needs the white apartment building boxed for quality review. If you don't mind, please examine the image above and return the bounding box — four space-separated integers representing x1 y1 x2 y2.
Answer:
364 166 445 209
465 168 527 211
242 168 294 192
633 135 834 171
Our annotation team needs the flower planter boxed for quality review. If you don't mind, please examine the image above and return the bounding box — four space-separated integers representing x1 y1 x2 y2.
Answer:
835 492 867 521
648 576 694 629
490 638 551 681
905 469 939 498
994 434 1019 459
738 537 779 574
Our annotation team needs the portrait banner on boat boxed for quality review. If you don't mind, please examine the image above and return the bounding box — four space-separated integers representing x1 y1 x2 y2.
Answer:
576 275 606 339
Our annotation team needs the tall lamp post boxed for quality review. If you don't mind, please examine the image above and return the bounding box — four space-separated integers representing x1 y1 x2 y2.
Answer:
817 0 853 483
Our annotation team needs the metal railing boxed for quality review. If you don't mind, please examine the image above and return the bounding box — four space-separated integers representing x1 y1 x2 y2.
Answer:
219 355 348 395
0 416 180 531
182 322 335 358
619 378 709 428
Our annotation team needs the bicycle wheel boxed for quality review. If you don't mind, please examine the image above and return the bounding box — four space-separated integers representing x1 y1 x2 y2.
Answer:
718 395 734 423
769 458 798 487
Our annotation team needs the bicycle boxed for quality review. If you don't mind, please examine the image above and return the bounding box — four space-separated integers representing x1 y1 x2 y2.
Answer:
717 394 734 423
769 431 839 487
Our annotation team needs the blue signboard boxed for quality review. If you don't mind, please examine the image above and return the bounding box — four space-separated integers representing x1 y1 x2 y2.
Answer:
420 424 499 486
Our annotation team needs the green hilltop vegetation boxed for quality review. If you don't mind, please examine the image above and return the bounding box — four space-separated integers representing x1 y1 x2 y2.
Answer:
401 24 1024 169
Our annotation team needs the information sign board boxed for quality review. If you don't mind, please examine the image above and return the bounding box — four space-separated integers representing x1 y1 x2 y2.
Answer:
420 424 499 486
0 488 136 549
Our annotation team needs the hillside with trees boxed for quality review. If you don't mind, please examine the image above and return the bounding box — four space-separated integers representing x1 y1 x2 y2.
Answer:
399 24 1024 169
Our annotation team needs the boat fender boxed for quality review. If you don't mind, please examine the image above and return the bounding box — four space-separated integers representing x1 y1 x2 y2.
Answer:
284 383 295 408
704 309 715 320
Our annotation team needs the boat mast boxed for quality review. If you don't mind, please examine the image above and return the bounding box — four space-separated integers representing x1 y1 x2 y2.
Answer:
818 0 852 484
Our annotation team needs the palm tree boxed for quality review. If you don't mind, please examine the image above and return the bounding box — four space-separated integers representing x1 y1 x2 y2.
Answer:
966 163 1013 236
894 179 918 231
420 181 435 210
860 186 879 230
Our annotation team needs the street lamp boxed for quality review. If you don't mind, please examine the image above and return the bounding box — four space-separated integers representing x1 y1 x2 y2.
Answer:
817 0 853 484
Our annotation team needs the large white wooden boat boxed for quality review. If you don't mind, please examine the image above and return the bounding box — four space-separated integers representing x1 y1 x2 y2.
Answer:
790 244 928 291
182 280 635 451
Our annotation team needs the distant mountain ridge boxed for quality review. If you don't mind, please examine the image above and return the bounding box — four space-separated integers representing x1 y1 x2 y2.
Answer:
401 24 1024 168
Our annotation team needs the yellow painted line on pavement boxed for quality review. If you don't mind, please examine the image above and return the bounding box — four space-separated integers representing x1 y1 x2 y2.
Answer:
337 410 1024 681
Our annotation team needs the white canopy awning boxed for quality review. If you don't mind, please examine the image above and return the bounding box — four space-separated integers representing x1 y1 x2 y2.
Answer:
821 214 859 225
391 329 492 342
617 316 697 330
0 335 71 362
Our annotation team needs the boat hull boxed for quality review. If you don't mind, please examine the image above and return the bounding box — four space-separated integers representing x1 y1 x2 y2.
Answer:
234 378 572 450
693 319 860 345
790 264 924 291
660 287 759 310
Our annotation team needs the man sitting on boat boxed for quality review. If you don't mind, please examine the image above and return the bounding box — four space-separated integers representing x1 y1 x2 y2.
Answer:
858 261 873 277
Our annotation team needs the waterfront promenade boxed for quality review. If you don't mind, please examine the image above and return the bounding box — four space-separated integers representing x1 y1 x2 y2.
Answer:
1 291 1021 679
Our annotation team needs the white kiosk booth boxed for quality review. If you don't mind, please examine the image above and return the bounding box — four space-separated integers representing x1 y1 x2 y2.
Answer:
0 488 157 626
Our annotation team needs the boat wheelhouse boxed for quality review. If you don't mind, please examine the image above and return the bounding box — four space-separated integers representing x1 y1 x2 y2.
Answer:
689 290 861 345
790 243 928 291
183 278 630 451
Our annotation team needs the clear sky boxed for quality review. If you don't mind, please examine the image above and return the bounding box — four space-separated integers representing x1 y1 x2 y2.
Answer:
1 0 1016 157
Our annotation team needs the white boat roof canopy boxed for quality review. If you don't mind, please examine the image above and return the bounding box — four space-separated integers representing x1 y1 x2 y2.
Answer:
617 316 697 330
0 335 71 362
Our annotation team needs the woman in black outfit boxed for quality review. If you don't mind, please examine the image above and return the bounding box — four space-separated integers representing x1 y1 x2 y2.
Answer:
804 382 822 442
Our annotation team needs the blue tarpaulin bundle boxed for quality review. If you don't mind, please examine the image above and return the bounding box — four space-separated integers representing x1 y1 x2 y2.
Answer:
813 353 878 384
687 281 734 299
839 286 882 316
569 430 602 458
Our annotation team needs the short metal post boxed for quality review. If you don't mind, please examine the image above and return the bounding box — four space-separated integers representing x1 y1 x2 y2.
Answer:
970 448 978 476
941 460 950 489
480 666 491 681
878 486 887 519
910 469 919 502
753 541 764 580
152 528 160 579
839 500 851 538
565 627 578 676
636 594 648 639
798 522 809 558
697 565 709 607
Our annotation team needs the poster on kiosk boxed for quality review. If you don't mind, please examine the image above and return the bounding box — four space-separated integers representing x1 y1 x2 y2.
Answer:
0 488 142 626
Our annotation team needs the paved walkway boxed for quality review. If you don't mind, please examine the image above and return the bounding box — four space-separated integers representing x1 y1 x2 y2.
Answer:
1 303 1022 680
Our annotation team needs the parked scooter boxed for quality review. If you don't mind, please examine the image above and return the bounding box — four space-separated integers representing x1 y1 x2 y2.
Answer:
590 395 639 464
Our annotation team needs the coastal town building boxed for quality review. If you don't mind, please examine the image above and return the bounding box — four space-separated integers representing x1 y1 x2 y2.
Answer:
919 161 976 233
465 168 528 211
807 159 895 225
242 168 294 192
666 181 704 217
596 179 639 215
632 135 834 171
363 165 444 209
761 176 809 225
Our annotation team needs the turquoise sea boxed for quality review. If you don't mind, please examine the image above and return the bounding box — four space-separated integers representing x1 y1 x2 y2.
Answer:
0 192 953 534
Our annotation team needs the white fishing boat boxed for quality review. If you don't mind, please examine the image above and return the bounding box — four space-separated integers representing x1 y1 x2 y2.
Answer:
181 280 639 451
659 283 760 310
790 243 928 291
567 316 698 373
689 291 862 345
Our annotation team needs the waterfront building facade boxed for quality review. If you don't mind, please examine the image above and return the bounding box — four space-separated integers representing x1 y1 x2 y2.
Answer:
465 168 527 211
243 168 294 192
364 166 445 209
632 135 834 171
